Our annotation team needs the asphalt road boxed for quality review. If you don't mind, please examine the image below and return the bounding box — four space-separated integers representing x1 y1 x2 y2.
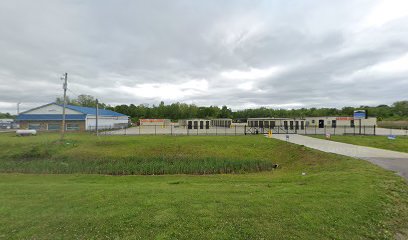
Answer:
272 134 408 180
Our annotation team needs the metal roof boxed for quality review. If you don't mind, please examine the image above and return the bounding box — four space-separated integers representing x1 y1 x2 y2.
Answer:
19 103 128 118
63 104 127 117
17 114 86 121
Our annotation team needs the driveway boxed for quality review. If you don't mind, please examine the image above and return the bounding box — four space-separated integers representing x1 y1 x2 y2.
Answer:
272 134 408 180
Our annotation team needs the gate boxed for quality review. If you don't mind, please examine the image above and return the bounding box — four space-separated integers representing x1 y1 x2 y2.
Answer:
244 126 298 135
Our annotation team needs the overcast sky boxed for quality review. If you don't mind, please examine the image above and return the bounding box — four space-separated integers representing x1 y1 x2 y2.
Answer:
1 0 408 114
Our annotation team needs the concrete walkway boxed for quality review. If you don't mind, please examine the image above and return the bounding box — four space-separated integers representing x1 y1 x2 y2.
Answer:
272 134 408 180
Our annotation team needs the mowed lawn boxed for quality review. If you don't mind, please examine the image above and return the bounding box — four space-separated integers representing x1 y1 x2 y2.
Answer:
313 135 408 153
0 133 407 239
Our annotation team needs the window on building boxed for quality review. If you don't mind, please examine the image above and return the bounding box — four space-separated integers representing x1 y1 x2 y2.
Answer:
48 123 61 131
66 123 80 131
28 123 41 130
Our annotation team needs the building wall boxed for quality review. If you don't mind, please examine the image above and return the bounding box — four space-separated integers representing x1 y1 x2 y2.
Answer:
178 119 211 129
19 120 86 131
211 119 232 127
304 117 377 127
24 104 81 115
139 119 171 126
247 118 306 129
86 116 129 130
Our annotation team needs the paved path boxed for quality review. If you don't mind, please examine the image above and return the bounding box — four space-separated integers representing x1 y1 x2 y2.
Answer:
272 134 408 180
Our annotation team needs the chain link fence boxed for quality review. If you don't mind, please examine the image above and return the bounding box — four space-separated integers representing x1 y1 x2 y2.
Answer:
96 125 405 136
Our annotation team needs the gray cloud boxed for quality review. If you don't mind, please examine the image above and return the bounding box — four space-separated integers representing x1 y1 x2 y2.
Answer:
1 0 408 113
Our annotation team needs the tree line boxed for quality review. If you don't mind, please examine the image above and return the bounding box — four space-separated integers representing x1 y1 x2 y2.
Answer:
107 99 408 122
2 95 407 122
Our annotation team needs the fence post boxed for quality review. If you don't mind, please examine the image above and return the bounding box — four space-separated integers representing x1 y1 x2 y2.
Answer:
235 125 237 136
315 126 316 135
197 127 198 136
139 125 141 135
244 125 246 135
373 125 376 136
334 127 335 136
216 126 218 136
363 126 366 135
155 125 157 135
324 126 326 136
171 125 173 136
225 126 226 136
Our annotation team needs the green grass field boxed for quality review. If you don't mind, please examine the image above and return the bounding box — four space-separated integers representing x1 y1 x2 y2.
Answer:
0 133 407 239
313 135 408 153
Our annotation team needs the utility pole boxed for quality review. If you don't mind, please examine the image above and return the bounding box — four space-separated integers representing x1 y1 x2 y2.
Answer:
96 98 99 136
17 102 21 115
61 73 68 140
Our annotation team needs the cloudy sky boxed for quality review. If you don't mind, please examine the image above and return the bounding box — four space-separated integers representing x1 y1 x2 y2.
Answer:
1 0 408 114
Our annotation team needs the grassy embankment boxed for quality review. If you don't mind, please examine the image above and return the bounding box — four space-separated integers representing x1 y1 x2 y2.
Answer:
0 133 283 174
313 135 408 153
0 133 407 239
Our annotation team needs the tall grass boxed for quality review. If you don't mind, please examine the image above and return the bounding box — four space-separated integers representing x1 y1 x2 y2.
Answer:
1 156 276 175
0 134 279 175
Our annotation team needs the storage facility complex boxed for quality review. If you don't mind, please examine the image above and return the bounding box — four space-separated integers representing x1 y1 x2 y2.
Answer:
13 102 379 136
16 103 129 131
